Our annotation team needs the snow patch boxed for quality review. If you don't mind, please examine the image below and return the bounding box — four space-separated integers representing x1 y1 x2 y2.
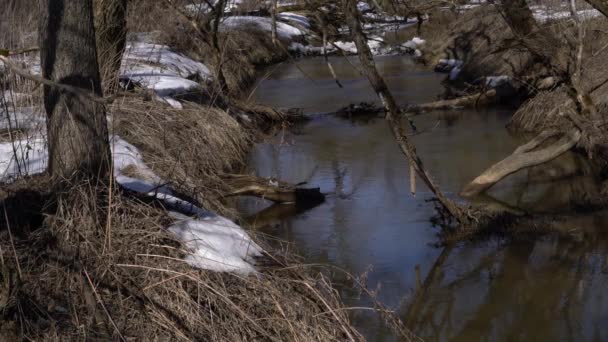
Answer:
485 75 511 88
111 136 263 275
169 212 263 275
0 134 262 275
278 12 311 28
0 135 47 182
221 16 304 39
120 42 211 108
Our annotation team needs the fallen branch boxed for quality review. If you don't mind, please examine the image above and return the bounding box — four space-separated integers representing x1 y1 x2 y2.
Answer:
222 174 325 204
460 129 582 197
0 55 142 104
406 89 498 114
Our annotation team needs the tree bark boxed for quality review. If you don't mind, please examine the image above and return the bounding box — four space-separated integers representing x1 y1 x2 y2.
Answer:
584 0 608 18
94 0 128 94
343 0 469 226
40 0 111 185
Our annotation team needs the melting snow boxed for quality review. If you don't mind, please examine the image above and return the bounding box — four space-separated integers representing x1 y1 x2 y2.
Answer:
112 136 264 275
278 12 311 28
120 42 211 108
221 16 304 39
0 133 262 275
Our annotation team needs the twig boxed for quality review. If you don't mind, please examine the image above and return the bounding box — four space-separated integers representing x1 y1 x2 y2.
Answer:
83 269 126 342
3 204 22 280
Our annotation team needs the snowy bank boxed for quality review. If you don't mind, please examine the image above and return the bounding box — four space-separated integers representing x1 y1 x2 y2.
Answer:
0 133 263 275
221 16 304 39
121 42 212 108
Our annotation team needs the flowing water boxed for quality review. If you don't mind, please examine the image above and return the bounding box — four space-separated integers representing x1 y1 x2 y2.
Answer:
241 55 608 341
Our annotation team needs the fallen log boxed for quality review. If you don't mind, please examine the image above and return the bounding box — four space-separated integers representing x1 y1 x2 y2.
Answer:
406 89 498 114
460 129 582 198
222 174 325 205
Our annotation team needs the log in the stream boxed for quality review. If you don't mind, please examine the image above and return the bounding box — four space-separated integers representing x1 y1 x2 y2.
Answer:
460 129 582 198
406 89 498 114
222 174 325 205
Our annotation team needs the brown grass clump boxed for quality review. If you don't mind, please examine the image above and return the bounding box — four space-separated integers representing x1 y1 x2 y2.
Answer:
111 98 251 217
0 179 363 341
419 5 538 83
163 25 290 94
509 17 608 133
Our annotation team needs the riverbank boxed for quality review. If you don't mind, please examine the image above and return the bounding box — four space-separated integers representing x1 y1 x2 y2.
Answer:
0 3 374 340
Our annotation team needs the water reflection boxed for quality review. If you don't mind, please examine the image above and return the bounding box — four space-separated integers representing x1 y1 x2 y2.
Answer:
405 227 608 341
244 56 608 341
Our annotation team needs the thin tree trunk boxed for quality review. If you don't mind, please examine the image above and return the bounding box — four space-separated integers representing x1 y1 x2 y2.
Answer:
271 0 278 45
94 0 128 94
40 0 111 185
211 0 229 92
343 0 469 226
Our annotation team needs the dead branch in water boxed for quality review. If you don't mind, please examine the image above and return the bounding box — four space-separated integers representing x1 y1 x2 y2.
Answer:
406 89 498 114
222 174 325 205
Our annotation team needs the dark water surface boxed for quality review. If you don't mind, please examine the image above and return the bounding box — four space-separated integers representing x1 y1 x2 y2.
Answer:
243 55 608 341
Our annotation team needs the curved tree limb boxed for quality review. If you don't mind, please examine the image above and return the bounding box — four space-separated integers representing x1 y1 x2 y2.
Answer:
460 129 582 198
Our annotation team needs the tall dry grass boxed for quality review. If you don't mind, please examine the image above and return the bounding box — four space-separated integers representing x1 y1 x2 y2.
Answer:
0 179 364 341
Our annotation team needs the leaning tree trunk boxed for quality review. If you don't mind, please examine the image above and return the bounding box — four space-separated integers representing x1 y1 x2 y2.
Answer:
343 0 470 226
94 0 128 94
584 0 608 18
40 0 111 185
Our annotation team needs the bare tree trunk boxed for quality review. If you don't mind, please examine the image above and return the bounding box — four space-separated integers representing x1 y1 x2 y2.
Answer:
94 0 128 94
584 0 608 18
271 0 278 45
211 0 229 92
343 0 469 226
40 0 111 185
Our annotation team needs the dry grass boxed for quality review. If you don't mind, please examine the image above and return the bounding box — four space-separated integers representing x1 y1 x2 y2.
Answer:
509 16 608 133
0 179 363 341
0 0 38 49
419 5 539 83
111 98 251 217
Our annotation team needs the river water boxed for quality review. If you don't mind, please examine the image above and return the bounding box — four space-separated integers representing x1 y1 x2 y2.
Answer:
241 55 608 341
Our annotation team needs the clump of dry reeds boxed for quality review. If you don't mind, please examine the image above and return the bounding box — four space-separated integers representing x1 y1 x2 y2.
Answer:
0 178 364 341
111 98 250 217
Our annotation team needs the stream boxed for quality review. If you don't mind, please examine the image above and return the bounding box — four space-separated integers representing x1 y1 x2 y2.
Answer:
240 55 608 341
